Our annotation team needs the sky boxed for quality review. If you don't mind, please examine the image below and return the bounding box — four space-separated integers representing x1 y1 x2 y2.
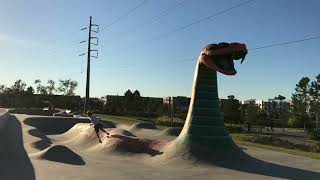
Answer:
0 0 320 101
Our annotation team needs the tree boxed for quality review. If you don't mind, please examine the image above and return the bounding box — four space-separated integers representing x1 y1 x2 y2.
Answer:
133 90 141 97
26 86 35 95
275 95 286 101
57 79 78 96
292 77 310 131
0 85 5 94
34 79 47 94
241 100 259 133
310 74 320 129
124 89 133 97
275 95 287 132
46 79 56 95
10 79 27 95
222 95 240 126
34 79 41 93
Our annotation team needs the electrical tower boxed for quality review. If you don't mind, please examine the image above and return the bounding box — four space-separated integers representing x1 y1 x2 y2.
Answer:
79 16 99 113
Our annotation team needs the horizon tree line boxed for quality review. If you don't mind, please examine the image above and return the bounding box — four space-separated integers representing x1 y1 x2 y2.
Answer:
0 79 79 96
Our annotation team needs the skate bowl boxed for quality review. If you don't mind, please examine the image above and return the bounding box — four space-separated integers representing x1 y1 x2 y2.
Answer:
9 108 60 116
156 127 182 136
3 111 320 180
50 122 162 156
23 116 91 134
129 122 157 130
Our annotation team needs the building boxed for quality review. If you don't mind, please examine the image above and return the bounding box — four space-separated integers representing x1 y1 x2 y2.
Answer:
242 98 290 115
164 96 191 112
100 95 125 106
101 95 163 116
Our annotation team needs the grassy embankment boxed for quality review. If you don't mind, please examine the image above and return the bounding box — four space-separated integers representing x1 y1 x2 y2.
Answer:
232 134 320 160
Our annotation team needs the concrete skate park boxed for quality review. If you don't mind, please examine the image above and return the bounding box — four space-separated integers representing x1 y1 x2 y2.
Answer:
0 108 320 180
1 43 320 180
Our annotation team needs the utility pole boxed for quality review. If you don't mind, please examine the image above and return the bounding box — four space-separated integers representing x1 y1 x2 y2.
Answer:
79 16 99 113
316 112 319 130
170 97 174 127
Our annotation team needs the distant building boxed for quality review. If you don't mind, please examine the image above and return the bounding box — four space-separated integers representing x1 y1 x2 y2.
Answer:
164 96 191 112
242 99 257 106
242 98 290 115
101 95 163 116
100 95 125 106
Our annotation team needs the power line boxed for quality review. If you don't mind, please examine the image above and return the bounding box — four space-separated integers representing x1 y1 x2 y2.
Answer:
86 34 320 74
101 0 149 32
105 0 257 55
179 35 320 62
145 0 256 43
119 0 192 36
249 36 320 51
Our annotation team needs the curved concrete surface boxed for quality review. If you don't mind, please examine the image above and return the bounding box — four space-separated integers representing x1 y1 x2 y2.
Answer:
0 109 35 180
1 112 320 180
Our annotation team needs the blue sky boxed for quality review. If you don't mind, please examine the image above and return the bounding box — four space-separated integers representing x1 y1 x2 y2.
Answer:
0 0 319 101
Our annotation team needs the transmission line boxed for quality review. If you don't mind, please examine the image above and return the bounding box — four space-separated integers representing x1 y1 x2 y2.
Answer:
106 0 257 55
249 36 320 51
178 35 320 62
121 0 192 35
145 0 256 43
101 0 149 32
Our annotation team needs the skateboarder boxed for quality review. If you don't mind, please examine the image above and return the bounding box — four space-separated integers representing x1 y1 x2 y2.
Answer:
87 112 110 143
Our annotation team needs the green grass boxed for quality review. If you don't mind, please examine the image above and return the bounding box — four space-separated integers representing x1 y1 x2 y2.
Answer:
231 133 320 160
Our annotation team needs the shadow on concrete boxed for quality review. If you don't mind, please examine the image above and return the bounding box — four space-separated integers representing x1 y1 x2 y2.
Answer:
0 115 35 180
32 140 52 150
24 116 90 135
40 145 85 165
28 129 52 143
28 129 53 150
186 143 320 180
109 134 163 157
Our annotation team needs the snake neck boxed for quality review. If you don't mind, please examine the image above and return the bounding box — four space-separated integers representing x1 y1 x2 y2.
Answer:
186 63 221 126
176 62 234 148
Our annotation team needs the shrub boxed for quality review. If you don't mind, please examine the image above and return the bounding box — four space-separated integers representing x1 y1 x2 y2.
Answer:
156 116 184 127
309 129 320 141
226 125 243 133
242 135 320 153
288 116 300 128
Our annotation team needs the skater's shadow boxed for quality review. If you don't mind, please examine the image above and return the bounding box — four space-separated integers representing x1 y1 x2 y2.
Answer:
109 134 163 157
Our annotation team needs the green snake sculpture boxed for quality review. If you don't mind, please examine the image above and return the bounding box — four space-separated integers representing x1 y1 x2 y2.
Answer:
172 42 248 155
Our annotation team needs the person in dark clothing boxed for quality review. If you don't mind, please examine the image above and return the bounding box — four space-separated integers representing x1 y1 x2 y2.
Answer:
87 112 109 143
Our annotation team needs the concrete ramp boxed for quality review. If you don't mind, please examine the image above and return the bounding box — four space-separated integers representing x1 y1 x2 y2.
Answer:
0 109 35 180
32 145 85 165
23 116 90 134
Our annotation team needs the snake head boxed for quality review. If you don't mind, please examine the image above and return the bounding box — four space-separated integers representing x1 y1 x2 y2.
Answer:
200 42 248 76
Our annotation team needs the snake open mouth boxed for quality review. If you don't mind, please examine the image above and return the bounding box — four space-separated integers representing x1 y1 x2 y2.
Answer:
200 42 248 76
